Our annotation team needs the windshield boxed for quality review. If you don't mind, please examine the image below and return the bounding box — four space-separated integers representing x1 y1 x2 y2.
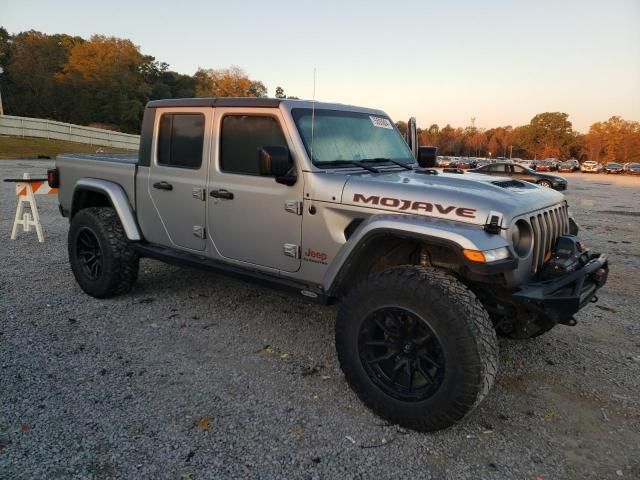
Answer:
607 163 621 167
291 108 414 167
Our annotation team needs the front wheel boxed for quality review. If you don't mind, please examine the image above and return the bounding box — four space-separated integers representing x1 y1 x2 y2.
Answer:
537 179 553 188
335 266 498 432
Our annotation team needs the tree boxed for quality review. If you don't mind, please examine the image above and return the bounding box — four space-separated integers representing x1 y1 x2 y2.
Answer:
57 35 151 132
275 86 285 98
395 121 408 138
526 112 576 159
194 66 267 98
468 131 487 157
586 116 640 163
0 30 81 119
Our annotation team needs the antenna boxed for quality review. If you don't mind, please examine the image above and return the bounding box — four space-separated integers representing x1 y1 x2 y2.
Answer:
310 68 316 161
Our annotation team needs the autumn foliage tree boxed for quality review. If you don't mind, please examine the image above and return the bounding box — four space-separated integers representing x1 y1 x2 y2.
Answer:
0 29 271 133
584 117 640 163
56 35 151 132
0 29 81 120
0 28 638 152
194 66 267 98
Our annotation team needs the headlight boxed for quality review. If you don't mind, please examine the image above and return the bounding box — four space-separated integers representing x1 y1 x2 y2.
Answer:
463 247 511 263
511 220 533 257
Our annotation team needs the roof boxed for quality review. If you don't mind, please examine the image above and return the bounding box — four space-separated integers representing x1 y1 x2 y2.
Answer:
146 98 283 109
144 98 386 116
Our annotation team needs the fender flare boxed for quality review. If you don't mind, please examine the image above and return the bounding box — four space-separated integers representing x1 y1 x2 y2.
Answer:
71 178 142 241
323 214 513 295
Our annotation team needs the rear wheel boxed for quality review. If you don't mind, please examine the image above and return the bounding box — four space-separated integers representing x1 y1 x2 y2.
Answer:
335 266 498 432
68 207 139 298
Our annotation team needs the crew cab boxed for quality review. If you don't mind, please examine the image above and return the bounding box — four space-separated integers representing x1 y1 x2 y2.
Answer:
49 98 608 432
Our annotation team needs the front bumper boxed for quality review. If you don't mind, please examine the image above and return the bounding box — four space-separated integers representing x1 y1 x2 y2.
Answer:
510 253 608 324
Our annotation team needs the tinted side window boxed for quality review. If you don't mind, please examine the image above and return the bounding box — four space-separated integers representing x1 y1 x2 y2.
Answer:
220 115 287 175
157 113 205 169
489 164 507 173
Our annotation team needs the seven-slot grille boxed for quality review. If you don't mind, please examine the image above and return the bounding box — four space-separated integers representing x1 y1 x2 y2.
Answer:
529 204 570 273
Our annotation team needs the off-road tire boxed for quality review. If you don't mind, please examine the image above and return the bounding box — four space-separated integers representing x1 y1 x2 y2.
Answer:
68 207 139 298
335 266 498 432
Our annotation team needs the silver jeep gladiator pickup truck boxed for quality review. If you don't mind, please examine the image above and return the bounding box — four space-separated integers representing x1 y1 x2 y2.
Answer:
49 98 608 431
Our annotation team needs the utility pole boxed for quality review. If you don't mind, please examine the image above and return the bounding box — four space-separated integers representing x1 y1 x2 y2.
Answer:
509 145 513 159
0 66 4 116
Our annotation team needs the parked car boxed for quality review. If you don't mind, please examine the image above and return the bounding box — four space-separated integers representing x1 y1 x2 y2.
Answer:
535 160 553 172
474 158 491 168
558 161 579 172
517 159 535 168
605 162 624 174
567 159 580 170
581 161 603 173
469 162 567 190
626 162 640 175
452 157 476 169
437 156 452 167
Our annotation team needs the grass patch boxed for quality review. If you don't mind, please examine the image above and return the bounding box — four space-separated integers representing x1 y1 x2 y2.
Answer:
0 135 135 159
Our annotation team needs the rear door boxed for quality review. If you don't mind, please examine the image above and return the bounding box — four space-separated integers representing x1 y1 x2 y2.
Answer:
486 164 508 176
148 108 212 251
510 164 534 181
207 109 303 272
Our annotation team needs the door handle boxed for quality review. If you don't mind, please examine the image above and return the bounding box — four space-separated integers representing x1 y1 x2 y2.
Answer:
209 189 234 200
153 181 173 191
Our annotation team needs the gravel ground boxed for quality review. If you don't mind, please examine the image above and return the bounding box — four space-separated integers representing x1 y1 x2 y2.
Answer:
1 161 639 480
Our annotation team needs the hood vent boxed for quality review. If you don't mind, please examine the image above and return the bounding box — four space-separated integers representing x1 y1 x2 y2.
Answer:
491 179 528 189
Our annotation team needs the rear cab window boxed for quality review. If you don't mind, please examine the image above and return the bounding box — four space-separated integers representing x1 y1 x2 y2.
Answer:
157 113 205 169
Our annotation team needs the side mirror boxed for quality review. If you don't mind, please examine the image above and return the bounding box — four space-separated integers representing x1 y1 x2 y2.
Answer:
418 146 438 168
259 146 296 186
407 117 418 158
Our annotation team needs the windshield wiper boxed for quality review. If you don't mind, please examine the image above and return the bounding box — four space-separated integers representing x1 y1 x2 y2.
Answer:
316 160 380 173
360 157 414 170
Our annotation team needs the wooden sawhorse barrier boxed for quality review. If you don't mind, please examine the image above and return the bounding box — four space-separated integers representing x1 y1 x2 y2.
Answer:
4 173 58 243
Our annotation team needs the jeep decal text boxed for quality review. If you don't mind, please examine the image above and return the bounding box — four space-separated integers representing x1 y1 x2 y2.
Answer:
353 193 477 218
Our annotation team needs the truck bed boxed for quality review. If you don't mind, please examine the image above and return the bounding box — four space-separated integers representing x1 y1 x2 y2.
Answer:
56 153 138 216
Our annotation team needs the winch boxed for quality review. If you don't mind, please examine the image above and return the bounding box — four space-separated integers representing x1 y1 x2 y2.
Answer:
541 235 588 280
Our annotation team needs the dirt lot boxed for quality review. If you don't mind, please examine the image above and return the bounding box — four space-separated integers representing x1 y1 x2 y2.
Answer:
1 162 639 479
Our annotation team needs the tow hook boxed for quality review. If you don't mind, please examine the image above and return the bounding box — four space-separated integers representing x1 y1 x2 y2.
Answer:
590 295 598 303
560 316 578 327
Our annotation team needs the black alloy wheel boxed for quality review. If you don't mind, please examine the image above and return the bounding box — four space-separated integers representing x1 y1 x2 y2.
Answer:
75 227 103 281
359 307 445 402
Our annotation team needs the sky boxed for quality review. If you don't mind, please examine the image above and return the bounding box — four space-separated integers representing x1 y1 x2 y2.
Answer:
1 0 639 132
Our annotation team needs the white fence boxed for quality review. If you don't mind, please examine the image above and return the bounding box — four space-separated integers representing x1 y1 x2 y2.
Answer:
0 115 140 150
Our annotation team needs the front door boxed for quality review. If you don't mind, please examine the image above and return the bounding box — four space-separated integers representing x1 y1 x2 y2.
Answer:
148 108 212 251
207 109 303 272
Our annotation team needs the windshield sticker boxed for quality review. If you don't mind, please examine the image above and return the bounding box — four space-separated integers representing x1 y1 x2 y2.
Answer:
369 116 393 129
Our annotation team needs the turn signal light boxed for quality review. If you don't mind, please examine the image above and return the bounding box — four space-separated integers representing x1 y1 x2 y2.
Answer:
463 249 486 263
